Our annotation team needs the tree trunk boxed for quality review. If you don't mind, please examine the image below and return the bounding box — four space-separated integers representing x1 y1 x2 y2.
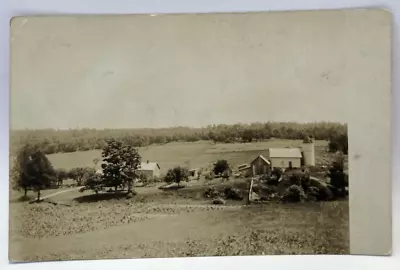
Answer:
115 186 118 192
37 189 41 202
24 188 27 197
127 180 132 193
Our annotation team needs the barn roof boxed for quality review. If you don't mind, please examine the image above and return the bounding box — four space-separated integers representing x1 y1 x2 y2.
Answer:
250 155 271 165
269 148 302 158
139 162 160 171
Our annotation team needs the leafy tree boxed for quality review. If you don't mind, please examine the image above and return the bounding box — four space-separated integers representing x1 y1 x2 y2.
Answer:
213 160 230 175
69 167 96 186
12 144 57 201
242 129 254 142
328 134 348 154
101 139 141 194
81 171 103 194
164 166 189 186
327 155 347 192
55 169 69 186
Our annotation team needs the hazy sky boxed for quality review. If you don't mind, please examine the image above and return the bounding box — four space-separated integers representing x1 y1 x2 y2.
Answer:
10 11 368 129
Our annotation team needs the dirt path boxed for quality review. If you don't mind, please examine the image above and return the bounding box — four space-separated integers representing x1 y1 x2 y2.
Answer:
41 187 82 200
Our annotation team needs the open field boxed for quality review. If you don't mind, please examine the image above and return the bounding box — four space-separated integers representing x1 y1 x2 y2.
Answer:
9 180 349 261
10 139 349 261
46 139 341 174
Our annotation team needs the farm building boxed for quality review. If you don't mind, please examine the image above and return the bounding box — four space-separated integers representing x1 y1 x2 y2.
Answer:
250 155 271 175
138 160 161 179
268 148 302 169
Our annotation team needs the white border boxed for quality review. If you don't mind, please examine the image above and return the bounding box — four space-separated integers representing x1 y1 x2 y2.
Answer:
1 1 399 270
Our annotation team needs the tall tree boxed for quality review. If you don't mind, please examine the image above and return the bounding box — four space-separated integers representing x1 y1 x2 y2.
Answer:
101 139 141 194
12 144 57 201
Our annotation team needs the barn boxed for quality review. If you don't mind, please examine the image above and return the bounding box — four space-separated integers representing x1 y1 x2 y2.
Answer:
250 155 271 175
268 148 302 169
138 161 161 179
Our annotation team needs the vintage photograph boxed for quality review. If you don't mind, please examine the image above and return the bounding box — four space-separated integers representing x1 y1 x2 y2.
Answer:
10 9 387 262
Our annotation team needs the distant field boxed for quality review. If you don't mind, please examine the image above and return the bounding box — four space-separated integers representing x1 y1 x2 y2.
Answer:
47 139 333 174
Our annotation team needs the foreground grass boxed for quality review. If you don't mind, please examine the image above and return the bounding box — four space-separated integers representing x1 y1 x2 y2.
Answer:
9 192 349 262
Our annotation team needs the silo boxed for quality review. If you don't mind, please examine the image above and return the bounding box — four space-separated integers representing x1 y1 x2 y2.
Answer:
301 141 315 166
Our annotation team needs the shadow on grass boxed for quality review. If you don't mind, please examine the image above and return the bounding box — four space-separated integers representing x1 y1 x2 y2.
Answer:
73 191 128 203
9 195 34 203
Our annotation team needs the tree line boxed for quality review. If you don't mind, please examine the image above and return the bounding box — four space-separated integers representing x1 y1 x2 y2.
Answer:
10 122 347 155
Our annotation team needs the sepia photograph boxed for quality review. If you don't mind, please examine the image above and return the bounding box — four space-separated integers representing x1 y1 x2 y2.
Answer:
8 9 391 262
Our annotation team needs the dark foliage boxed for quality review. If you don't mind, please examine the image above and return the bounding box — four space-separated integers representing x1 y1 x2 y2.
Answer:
327 156 348 192
224 187 243 200
55 169 69 186
164 166 189 186
12 144 57 201
10 122 348 155
328 134 348 154
213 160 230 175
100 139 141 193
281 185 306 203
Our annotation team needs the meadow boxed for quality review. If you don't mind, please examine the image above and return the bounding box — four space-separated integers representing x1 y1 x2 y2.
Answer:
9 139 349 261
46 139 336 174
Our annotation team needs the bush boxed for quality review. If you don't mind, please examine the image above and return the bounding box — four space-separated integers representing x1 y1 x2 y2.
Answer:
281 185 306 203
224 187 243 200
213 160 230 175
204 187 220 198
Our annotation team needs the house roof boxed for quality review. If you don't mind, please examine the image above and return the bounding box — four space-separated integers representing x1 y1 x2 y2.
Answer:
269 148 302 158
139 162 160 171
251 155 271 165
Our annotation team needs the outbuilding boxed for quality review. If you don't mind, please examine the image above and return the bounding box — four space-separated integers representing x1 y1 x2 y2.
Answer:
138 160 161 179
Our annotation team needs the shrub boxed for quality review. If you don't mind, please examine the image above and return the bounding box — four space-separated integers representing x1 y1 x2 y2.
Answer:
204 187 220 198
281 185 306 203
224 187 243 200
213 160 230 175
164 166 189 186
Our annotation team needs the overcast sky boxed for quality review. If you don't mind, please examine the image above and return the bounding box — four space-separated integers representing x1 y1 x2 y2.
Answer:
10 11 371 129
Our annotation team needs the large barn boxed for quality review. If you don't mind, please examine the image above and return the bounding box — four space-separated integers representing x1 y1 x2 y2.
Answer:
268 148 302 169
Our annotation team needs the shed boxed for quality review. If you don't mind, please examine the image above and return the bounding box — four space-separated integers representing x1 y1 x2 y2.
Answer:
268 148 302 169
250 155 271 175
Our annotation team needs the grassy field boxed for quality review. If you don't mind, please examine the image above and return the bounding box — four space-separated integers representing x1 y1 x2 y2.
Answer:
9 139 349 262
9 183 349 261
46 139 336 174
